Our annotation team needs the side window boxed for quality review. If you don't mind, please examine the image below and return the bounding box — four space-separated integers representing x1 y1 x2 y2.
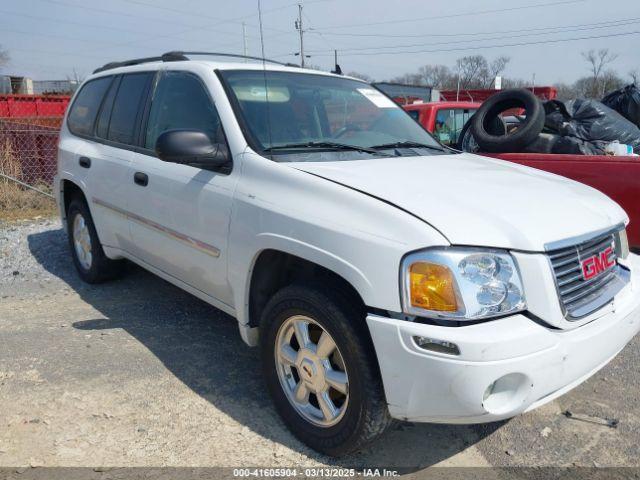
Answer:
145 71 224 150
407 110 420 122
67 77 113 136
95 76 120 139
434 108 477 146
108 72 154 146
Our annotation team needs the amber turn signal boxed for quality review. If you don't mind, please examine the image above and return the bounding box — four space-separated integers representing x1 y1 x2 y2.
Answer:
409 262 458 312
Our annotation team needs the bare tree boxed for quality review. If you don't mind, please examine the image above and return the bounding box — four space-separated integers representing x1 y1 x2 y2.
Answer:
582 49 618 97
388 72 424 85
601 70 625 95
555 82 579 101
417 64 453 89
65 69 85 92
487 56 510 87
453 55 510 89
502 77 529 89
67 68 84 83
455 55 487 89
629 69 639 85
346 71 373 82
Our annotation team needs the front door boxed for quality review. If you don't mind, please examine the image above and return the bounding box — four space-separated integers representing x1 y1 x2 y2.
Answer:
126 70 236 306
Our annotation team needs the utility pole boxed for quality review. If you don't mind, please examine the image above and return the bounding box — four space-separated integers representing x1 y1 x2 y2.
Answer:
242 22 248 61
295 4 305 67
531 73 536 95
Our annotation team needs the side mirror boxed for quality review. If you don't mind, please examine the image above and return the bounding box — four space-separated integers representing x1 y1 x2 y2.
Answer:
155 129 230 169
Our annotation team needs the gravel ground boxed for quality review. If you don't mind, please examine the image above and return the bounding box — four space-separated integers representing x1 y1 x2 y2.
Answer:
1 218 639 475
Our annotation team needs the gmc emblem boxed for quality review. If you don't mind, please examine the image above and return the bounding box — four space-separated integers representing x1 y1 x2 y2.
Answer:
581 246 615 280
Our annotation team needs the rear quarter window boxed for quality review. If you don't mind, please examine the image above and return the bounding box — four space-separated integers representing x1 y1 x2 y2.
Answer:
67 77 113 136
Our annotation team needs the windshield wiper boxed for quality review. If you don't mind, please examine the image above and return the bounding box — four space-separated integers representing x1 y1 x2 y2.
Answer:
264 141 393 156
370 141 446 152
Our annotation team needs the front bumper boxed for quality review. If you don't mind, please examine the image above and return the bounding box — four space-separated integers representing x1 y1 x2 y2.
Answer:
367 253 640 424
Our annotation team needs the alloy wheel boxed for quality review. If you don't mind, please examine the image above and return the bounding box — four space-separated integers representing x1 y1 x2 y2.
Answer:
274 315 349 427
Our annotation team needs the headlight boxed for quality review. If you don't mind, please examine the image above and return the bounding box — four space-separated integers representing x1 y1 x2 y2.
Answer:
400 248 526 321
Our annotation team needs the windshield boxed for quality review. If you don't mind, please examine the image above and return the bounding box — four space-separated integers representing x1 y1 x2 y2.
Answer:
219 70 447 161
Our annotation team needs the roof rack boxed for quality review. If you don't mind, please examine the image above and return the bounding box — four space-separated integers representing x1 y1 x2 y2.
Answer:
93 51 297 74
92 52 188 73
168 51 298 67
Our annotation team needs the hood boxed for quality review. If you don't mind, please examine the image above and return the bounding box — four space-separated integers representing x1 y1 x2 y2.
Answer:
288 153 627 251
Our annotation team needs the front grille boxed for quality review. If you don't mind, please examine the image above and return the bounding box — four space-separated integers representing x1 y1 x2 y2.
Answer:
548 230 629 320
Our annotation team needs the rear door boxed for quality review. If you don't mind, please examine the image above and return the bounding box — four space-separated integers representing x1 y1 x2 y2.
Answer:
65 75 131 250
87 72 155 252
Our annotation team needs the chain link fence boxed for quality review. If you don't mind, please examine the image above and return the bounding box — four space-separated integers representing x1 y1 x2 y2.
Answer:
0 94 69 220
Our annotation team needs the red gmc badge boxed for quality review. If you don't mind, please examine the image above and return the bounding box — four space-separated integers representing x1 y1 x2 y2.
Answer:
581 245 615 281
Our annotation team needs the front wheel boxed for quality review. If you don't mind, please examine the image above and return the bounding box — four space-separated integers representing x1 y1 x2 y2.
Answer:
260 284 391 456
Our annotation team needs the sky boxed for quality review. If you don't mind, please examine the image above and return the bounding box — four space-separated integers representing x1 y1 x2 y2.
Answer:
1 0 639 86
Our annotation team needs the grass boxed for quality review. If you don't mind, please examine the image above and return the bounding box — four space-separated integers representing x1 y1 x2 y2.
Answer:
0 139 57 222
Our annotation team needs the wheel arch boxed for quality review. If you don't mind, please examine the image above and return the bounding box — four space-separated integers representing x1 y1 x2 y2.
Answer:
247 248 369 327
58 176 90 231
237 236 377 346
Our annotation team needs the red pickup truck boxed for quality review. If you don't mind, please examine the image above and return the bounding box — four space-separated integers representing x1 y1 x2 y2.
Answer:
404 101 640 250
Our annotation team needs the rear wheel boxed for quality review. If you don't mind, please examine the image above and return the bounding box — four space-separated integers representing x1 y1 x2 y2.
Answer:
66 197 123 283
260 284 391 456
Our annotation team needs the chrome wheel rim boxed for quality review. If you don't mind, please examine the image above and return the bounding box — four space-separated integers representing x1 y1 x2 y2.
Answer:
72 213 92 270
275 315 349 427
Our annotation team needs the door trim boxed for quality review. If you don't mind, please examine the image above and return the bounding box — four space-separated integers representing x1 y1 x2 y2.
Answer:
92 196 221 258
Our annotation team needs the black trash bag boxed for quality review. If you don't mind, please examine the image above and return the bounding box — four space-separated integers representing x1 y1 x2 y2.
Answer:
551 136 604 155
544 98 640 154
522 133 563 154
602 84 640 128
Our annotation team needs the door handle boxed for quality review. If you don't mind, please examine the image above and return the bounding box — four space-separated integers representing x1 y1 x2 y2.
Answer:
78 156 91 168
133 172 149 187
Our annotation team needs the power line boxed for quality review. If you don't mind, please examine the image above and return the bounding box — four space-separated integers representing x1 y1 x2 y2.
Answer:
312 0 586 30
32 0 262 40
302 8 335 49
0 27 123 46
0 9 152 35
71 3 298 55
305 17 640 54
309 30 640 57
308 16 640 39
1 1 305 63
117 0 291 35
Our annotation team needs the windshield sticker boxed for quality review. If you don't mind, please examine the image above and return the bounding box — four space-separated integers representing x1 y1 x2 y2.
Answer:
357 88 397 108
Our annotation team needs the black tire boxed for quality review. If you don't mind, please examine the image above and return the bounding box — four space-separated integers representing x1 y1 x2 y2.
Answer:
66 196 123 284
456 113 506 152
260 284 392 456
470 88 545 153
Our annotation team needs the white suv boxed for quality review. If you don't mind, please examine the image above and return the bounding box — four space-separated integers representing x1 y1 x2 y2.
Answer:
55 52 640 456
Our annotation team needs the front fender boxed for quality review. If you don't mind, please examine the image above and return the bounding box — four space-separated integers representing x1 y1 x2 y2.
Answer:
235 233 374 329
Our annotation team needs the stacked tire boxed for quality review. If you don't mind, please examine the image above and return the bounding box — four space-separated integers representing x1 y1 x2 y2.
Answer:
457 89 545 153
